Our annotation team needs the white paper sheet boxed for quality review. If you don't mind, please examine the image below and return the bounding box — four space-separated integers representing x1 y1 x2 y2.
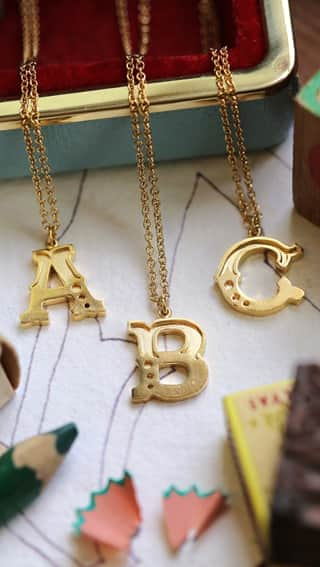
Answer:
0 129 319 567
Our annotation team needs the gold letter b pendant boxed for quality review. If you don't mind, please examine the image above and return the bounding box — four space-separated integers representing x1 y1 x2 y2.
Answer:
128 318 208 403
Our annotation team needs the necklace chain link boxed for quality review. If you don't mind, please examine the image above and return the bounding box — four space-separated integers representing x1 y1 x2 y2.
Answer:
20 0 60 246
210 47 262 237
199 2 262 237
116 0 151 56
198 0 220 53
117 1 170 318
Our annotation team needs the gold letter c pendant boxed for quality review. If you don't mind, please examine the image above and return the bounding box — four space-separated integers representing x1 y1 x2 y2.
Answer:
215 237 304 316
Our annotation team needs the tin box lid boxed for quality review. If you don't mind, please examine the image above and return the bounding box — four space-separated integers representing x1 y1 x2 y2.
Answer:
0 0 295 131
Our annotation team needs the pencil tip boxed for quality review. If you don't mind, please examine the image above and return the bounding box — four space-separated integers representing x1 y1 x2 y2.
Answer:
52 423 78 455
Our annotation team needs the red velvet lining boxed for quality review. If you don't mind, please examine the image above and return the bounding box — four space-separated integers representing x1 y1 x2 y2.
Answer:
0 0 266 98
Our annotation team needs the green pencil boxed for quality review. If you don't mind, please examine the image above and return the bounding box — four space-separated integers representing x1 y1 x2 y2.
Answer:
0 422 78 525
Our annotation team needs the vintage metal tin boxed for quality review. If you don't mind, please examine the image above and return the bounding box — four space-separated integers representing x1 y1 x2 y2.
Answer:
0 0 297 177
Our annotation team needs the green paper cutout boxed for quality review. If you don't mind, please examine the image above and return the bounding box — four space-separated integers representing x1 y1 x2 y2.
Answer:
297 71 320 117
163 484 228 500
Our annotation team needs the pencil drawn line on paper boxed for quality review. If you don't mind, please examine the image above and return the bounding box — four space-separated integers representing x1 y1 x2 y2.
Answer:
5 163 320 566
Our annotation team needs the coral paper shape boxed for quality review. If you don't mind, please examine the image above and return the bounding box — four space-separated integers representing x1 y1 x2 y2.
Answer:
163 486 228 551
73 471 141 551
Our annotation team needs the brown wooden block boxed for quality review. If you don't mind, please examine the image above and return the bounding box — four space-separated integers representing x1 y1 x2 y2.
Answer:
271 364 320 565
293 71 320 225
0 336 20 408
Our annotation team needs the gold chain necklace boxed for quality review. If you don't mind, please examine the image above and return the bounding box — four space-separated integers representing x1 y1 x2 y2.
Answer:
199 3 304 317
19 0 105 327
198 0 220 52
115 0 208 404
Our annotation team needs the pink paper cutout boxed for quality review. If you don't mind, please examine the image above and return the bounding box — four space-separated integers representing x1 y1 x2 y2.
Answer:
74 473 141 551
163 487 227 552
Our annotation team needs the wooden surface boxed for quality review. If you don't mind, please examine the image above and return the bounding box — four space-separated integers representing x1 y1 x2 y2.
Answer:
290 0 320 84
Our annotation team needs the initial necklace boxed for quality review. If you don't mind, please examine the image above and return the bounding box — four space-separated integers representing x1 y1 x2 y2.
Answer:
211 48 304 317
19 0 105 327
115 0 208 403
198 5 304 316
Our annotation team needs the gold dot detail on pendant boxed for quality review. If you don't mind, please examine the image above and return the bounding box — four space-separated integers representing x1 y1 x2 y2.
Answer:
215 236 304 317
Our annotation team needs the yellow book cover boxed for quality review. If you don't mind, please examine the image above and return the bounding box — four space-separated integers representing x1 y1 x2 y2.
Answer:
224 380 292 551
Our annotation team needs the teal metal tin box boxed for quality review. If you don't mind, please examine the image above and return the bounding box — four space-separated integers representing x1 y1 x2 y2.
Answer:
0 0 296 178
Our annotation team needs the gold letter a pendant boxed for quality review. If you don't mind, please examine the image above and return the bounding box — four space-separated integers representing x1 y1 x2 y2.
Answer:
21 244 105 327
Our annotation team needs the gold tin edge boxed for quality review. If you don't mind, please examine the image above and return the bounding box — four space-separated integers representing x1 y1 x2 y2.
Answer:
0 0 295 131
